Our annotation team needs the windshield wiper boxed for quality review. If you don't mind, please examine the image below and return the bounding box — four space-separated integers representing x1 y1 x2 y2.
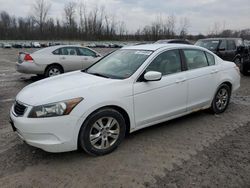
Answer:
86 72 110 78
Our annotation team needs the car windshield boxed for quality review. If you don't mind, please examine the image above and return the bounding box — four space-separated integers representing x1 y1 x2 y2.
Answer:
86 49 153 79
195 40 220 51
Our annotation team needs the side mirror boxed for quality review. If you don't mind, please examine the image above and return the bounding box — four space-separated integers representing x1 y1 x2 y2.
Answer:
95 54 101 58
144 71 162 81
218 48 225 51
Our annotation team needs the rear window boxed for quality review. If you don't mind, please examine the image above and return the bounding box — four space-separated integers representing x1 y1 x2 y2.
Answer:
195 40 219 51
205 52 215 65
183 49 209 70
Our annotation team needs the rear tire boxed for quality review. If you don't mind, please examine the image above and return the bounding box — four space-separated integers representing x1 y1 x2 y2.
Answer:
240 62 250 76
45 65 63 77
78 108 126 156
210 84 231 114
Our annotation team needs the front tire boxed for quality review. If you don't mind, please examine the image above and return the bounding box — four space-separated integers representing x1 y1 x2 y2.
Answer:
210 84 231 114
79 108 126 156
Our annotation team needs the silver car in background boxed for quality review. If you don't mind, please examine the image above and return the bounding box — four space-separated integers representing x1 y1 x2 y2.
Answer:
16 45 102 77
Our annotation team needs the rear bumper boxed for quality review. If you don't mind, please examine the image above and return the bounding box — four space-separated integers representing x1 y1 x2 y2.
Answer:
16 62 45 74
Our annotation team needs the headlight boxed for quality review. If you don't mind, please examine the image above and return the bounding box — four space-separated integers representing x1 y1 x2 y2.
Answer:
28 97 83 118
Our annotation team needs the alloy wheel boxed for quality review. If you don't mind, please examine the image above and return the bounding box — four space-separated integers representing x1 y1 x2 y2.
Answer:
48 68 61 77
215 88 229 110
89 117 120 150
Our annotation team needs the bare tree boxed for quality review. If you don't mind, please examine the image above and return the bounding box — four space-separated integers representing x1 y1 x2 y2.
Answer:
166 14 176 37
32 0 51 34
179 17 190 38
64 2 76 27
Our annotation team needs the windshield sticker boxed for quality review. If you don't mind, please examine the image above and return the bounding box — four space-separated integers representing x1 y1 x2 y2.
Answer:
135 51 152 56
212 41 219 43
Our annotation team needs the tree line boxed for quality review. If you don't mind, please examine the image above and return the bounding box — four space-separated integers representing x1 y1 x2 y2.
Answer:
0 0 250 41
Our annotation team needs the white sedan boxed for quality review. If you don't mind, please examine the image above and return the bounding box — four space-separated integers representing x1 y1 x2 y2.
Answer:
10 44 240 155
16 45 102 77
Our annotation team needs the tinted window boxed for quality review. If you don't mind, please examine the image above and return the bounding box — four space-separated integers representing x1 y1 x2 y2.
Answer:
146 50 182 76
205 52 215 65
227 40 236 50
61 47 77 56
195 40 219 51
52 49 60 55
183 49 208 70
78 47 96 57
219 40 227 49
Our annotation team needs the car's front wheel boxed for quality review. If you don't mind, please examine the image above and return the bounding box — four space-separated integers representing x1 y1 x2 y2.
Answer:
210 84 231 114
79 108 126 156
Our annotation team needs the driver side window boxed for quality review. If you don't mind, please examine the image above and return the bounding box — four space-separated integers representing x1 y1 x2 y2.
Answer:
146 50 182 76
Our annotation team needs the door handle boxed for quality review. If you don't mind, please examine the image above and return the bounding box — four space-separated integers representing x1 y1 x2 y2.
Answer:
210 69 219 74
60 57 66 60
175 78 186 83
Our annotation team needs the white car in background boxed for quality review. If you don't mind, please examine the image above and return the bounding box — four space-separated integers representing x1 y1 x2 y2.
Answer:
10 44 240 156
31 42 41 48
16 45 102 77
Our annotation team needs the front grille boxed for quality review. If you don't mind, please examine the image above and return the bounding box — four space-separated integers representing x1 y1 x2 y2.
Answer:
14 101 27 116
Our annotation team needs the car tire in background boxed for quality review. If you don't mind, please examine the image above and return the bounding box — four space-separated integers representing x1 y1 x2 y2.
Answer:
45 64 63 77
240 61 250 76
78 108 126 156
210 84 231 114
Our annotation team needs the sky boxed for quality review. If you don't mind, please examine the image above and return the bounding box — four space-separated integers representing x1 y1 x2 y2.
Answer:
0 0 249 34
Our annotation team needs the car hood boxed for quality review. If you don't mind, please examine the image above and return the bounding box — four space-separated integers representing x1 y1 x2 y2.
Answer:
16 71 114 106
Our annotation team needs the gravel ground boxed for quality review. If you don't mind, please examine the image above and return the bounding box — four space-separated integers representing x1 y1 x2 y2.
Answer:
0 48 250 188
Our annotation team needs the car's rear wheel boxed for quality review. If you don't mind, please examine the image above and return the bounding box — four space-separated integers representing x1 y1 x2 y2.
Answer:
79 108 126 156
210 84 231 114
45 65 63 77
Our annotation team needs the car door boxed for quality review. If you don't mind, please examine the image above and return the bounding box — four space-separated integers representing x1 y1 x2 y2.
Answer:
77 47 101 69
216 39 227 60
133 49 188 128
227 40 237 61
59 47 83 72
182 49 219 111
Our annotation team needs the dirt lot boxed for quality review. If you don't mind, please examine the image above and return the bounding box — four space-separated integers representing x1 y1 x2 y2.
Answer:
0 48 250 188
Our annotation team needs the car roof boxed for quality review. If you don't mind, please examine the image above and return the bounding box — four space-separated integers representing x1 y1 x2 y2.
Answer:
157 39 188 42
33 45 88 53
122 43 193 51
33 45 85 54
198 38 241 41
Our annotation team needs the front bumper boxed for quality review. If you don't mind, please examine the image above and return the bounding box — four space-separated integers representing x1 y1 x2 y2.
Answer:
10 104 80 153
16 62 45 74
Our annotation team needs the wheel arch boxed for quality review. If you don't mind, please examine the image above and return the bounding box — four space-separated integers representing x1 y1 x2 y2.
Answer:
77 105 131 149
233 54 241 62
212 80 233 102
221 81 232 92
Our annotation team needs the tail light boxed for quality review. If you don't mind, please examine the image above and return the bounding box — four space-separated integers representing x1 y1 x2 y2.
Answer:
24 54 33 62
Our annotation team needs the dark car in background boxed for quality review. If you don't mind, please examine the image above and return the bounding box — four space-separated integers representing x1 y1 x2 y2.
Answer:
155 39 192 45
195 38 250 75
195 38 247 64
